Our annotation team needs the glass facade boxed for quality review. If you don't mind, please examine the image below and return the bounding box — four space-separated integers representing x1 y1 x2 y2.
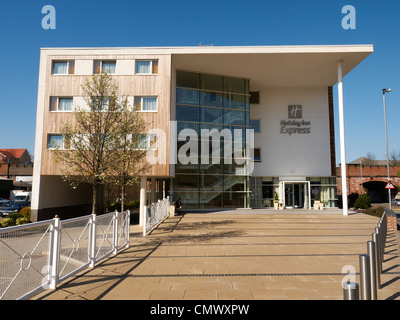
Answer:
171 71 251 209
250 177 338 208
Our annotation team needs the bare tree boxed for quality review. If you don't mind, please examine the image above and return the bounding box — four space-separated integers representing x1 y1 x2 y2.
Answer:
364 152 377 165
108 100 149 211
52 72 127 214
390 149 400 166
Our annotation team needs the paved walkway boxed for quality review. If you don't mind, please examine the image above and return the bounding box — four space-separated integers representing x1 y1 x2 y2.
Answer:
32 209 400 300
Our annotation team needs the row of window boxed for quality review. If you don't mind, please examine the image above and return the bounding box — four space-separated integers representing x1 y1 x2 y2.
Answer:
47 133 157 150
48 133 261 162
49 96 158 112
52 59 158 75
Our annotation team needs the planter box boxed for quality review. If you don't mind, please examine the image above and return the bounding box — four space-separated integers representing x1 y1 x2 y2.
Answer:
314 201 324 210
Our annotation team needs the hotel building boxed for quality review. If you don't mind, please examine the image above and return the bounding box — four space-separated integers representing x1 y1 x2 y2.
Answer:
32 45 373 221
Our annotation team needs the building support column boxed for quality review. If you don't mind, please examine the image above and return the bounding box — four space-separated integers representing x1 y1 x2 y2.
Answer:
151 177 156 203
338 60 348 215
139 176 147 226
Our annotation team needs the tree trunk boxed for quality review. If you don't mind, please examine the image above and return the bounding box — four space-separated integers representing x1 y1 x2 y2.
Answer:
121 184 125 212
92 184 97 215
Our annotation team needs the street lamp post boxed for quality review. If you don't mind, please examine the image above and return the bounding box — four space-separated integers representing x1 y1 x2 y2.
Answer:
360 157 364 194
383 88 392 210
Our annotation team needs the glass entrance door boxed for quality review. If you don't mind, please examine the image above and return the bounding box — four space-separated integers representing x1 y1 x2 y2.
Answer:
284 183 305 208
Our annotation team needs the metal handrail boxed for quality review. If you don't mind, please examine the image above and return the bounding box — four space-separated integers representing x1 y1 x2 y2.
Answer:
143 197 170 236
344 210 389 300
0 210 130 300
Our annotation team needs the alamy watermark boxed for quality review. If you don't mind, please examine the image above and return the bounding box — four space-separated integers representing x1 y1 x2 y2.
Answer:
342 5 356 30
145 121 255 175
41 5 356 31
41 5 56 30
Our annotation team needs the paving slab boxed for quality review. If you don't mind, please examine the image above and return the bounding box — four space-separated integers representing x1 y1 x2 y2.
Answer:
31 210 400 300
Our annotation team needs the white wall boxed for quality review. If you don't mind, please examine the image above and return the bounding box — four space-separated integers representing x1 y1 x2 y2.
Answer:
251 87 332 178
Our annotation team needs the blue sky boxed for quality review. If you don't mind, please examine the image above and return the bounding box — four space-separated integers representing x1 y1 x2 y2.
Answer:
0 0 399 165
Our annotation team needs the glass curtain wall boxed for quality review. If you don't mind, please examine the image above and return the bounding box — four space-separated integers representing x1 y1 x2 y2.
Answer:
172 71 251 209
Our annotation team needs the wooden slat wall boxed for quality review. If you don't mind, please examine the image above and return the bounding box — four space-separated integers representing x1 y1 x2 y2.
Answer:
40 54 172 177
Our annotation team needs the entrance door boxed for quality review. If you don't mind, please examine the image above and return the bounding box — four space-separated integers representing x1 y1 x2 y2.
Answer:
284 183 305 208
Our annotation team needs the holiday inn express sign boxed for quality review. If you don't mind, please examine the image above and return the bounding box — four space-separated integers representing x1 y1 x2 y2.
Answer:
280 105 311 136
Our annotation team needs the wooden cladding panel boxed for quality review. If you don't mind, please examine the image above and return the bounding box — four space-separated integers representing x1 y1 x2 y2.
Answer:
40 54 172 177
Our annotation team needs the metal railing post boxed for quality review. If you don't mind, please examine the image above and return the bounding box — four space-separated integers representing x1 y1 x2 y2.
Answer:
372 232 381 289
89 214 97 268
343 282 359 300
143 205 147 237
359 255 371 300
378 224 383 260
125 210 130 249
367 241 378 300
49 215 61 290
376 226 384 270
113 210 119 255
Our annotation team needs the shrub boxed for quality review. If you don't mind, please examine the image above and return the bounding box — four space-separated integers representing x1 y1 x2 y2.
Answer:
126 200 140 210
354 194 371 210
314 190 320 201
19 207 31 220
108 202 121 212
348 192 360 208
0 212 32 228
0 218 16 228
7 212 23 221
365 206 384 217
16 217 31 225
107 200 139 212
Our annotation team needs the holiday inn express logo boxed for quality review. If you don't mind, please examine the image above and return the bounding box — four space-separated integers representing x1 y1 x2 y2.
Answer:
288 105 302 119
280 105 311 136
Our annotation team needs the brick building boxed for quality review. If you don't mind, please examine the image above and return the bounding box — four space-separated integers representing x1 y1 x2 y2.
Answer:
336 157 400 203
0 149 33 195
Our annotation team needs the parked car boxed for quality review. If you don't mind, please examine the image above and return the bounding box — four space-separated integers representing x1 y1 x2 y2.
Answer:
395 198 400 206
0 199 13 208
0 201 25 216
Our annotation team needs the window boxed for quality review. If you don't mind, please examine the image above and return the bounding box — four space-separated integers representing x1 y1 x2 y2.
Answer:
253 148 261 162
176 71 199 88
52 60 75 75
134 96 158 111
47 134 71 150
249 92 260 104
136 133 157 150
135 60 158 74
93 60 116 74
50 97 73 111
250 119 260 133
92 97 116 111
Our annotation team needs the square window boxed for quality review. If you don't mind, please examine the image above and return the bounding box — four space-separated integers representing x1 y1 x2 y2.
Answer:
52 60 74 75
94 97 113 111
102 61 116 74
134 96 158 111
253 148 261 162
47 134 70 149
135 60 158 74
249 92 260 104
135 133 157 150
50 97 73 111
93 60 116 74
